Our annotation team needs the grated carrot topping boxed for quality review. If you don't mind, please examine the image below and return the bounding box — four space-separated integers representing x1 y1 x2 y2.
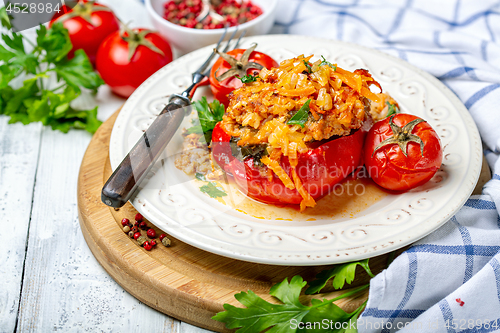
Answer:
261 156 295 189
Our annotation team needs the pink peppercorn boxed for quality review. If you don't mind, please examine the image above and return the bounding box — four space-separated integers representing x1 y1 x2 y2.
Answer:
147 229 157 239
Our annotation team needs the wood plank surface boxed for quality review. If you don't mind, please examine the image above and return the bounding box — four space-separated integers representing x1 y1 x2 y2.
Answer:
14 120 178 332
0 119 42 333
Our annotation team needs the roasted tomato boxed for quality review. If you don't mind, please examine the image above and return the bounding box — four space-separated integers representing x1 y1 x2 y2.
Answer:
364 114 442 191
50 1 120 65
96 28 173 98
209 44 278 106
212 123 367 205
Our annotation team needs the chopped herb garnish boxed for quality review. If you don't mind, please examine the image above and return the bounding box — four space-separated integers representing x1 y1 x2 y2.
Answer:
200 182 227 198
195 173 207 182
287 99 311 128
386 101 400 117
236 74 259 83
303 60 312 73
319 55 336 70
186 97 225 144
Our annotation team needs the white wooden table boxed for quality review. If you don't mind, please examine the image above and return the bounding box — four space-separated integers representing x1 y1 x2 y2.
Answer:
0 83 219 332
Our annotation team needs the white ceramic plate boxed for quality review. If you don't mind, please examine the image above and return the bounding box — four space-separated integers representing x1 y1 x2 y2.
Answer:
109 35 482 266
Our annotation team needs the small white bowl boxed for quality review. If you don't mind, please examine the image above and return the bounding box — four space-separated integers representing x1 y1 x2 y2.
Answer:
145 0 277 55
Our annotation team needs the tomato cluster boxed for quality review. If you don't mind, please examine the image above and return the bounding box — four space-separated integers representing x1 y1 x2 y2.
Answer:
50 0 173 98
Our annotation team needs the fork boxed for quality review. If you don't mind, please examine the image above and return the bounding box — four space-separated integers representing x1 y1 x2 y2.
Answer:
101 28 245 208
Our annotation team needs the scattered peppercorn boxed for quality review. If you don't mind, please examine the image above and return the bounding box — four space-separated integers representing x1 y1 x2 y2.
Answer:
131 226 139 234
139 221 148 230
128 231 135 238
147 229 157 239
159 233 167 241
161 237 171 247
133 232 141 240
121 218 130 227
135 213 143 222
143 241 153 251
150 240 157 247
137 235 147 246
123 225 131 233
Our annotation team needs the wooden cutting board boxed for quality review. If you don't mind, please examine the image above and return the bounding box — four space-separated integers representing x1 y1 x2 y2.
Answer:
76 109 405 332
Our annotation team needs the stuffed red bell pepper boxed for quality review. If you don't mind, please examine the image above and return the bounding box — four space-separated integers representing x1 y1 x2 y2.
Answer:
212 55 382 211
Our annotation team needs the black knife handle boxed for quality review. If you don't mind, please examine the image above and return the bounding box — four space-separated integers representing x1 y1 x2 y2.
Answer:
101 96 190 208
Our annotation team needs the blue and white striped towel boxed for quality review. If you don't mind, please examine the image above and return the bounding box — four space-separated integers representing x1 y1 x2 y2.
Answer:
272 0 500 331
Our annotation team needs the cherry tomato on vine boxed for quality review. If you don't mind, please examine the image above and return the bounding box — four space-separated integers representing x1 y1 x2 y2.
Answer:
364 114 442 192
96 28 173 98
209 45 278 106
50 1 120 64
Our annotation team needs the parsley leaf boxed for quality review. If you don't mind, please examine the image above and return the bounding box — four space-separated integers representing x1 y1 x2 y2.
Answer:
185 125 203 135
386 101 399 117
237 74 259 83
213 275 369 333
36 23 73 63
54 49 104 93
0 20 104 134
303 60 312 73
319 55 336 70
189 97 225 144
0 7 11 29
287 99 311 128
195 173 207 181
200 182 227 198
193 96 225 133
305 259 374 294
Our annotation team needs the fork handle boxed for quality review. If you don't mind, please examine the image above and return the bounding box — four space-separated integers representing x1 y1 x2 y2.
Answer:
101 96 190 208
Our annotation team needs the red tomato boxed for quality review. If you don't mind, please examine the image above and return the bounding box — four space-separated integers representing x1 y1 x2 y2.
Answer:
209 49 278 106
364 114 442 191
50 1 120 64
212 123 366 205
96 29 173 98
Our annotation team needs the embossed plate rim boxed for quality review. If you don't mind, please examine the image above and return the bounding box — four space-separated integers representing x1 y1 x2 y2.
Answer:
109 35 482 265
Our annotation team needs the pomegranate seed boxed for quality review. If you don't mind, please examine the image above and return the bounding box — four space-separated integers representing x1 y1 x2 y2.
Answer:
135 213 143 222
147 229 157 239
143 242 153 251
133 232 141 240
139 221 148 230
121 218 130 227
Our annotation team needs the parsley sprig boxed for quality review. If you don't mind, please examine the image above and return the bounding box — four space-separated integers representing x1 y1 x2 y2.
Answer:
0 9 104 133
213 259 375 333
188 96 225 144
